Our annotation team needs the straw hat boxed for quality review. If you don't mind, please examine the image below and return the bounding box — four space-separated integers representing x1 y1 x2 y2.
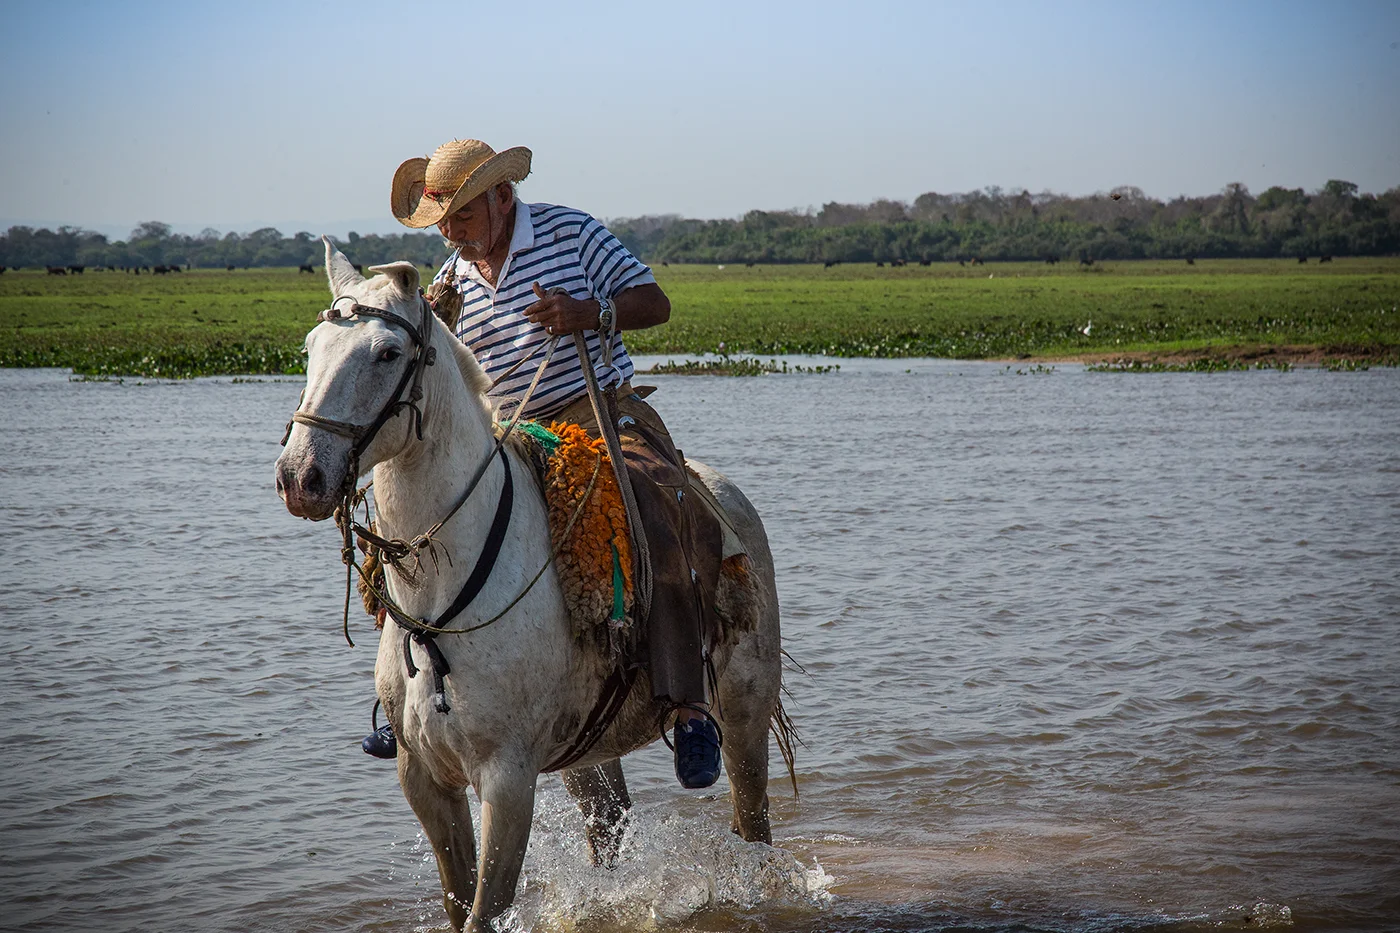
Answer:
391 139 532 229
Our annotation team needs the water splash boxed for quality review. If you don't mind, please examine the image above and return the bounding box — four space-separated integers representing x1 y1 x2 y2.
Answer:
502 790 832 931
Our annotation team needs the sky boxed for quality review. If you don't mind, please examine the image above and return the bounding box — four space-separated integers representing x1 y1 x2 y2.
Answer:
1 0 1397 239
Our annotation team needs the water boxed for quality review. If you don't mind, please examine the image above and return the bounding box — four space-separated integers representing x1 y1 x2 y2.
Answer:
2 360 1397 932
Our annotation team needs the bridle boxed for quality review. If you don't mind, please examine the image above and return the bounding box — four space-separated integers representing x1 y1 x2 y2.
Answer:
280 293 436 457
279 288 572 715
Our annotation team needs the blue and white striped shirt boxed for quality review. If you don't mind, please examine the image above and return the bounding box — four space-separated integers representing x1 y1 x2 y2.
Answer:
432 201 655 420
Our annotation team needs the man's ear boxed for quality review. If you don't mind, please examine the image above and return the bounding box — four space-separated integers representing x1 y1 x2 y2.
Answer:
367 261 421 297
495 181 515 212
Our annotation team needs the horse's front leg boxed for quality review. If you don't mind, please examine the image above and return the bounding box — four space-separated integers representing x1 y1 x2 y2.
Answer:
398 749 478 930
468 757 539 932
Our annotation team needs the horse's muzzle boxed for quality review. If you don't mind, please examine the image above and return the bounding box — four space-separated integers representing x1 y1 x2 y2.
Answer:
275 454 338 521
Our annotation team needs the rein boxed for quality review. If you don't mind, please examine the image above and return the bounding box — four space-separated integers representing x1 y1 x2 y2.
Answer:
282 289 575 713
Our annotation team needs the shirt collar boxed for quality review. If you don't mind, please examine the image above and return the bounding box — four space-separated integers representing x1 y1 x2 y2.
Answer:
509 200 535 254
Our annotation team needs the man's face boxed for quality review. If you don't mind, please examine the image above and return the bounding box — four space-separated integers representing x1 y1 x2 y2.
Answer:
437 184 511 260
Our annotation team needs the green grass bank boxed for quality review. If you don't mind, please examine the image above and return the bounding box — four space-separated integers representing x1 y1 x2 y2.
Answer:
2 258 1397 377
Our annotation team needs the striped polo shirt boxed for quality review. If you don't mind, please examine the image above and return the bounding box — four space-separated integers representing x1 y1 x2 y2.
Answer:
431 201 655 420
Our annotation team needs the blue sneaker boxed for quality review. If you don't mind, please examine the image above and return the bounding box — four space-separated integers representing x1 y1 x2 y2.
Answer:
362 722 397 759
673 717 722 789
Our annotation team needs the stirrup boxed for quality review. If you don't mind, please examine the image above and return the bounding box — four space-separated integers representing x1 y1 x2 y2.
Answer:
659 703 724 750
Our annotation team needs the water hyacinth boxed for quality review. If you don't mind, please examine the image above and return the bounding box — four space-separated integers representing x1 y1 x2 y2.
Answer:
1 260 1396 376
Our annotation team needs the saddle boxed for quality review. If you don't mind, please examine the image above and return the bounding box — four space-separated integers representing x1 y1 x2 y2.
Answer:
357 403 755 670
526 412 749 665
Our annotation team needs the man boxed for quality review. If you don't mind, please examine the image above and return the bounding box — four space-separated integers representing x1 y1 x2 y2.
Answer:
363 138 722 790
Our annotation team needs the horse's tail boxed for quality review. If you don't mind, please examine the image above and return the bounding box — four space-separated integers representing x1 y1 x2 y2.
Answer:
770 648 804 797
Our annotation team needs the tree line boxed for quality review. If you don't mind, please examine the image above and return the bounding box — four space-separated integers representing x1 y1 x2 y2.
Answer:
0 222 449 271
2 180 1396 270
609 180 1399 264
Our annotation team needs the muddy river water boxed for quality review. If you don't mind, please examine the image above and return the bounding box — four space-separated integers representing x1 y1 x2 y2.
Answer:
1 359 1397 932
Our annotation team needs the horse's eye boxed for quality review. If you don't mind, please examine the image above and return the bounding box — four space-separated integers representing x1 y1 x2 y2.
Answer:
379 348 402 363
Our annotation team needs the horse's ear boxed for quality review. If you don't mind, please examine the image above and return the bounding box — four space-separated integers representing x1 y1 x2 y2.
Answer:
323 236 363 297
368 261 421 298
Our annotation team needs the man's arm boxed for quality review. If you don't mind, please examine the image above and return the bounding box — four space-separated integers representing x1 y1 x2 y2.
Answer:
525 281 670 335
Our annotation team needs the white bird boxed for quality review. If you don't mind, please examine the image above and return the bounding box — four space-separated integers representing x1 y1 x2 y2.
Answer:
1081 321 1093 336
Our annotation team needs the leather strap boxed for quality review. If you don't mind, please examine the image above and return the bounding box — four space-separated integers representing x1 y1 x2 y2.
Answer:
542 664 638 772
393 447 515 715
572 331 653 623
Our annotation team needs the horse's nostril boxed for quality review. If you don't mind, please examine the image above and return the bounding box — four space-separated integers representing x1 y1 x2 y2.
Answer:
302 464 325 496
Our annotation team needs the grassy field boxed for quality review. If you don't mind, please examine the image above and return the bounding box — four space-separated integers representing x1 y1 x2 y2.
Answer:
2 258 1397 377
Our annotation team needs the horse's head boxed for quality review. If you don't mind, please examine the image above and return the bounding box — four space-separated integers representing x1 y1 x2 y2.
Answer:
275 238 433 520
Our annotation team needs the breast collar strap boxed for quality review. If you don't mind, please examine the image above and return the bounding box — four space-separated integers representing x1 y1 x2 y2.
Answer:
391 446 515 713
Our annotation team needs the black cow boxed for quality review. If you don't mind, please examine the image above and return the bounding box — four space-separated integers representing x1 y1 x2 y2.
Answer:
1080 257 1094 266
823 260 840 268
1319 254 1333 263
68 265 85 274
299 264 314 274
47 266 67 275
918 259 931 266
1297 255 1308 263
1186 257 1196 265
227 265 236 271
0 266 6 275
1045 255 1059 265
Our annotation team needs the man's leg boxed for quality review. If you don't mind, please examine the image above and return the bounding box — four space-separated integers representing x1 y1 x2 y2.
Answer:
554 387 723 788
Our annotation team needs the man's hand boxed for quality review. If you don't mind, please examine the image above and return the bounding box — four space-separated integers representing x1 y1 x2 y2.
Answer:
525 282 598 335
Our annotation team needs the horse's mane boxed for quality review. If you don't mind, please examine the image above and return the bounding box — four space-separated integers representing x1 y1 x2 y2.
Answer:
427 311 492 400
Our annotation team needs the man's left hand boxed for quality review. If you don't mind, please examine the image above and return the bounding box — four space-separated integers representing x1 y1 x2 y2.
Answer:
526 282 597 335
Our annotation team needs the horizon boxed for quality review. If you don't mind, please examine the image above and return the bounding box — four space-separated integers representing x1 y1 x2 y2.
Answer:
2 175 1392 243
2 0 1397 237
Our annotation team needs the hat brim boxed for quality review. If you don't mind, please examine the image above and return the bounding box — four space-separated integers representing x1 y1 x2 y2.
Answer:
390 147 532 229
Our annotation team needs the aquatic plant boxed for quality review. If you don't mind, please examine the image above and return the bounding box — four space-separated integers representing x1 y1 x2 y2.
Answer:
2 260 1395 376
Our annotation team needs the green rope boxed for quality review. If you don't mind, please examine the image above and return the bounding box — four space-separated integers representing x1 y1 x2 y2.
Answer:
514 420 562 455
610 543 626 622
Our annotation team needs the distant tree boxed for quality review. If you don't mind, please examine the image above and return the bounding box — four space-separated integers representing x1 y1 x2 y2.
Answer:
1202 182 1253 236
130 221 172 241
1323 179 1359 200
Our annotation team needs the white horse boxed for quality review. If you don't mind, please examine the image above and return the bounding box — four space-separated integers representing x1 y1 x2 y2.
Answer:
275 241 785 932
